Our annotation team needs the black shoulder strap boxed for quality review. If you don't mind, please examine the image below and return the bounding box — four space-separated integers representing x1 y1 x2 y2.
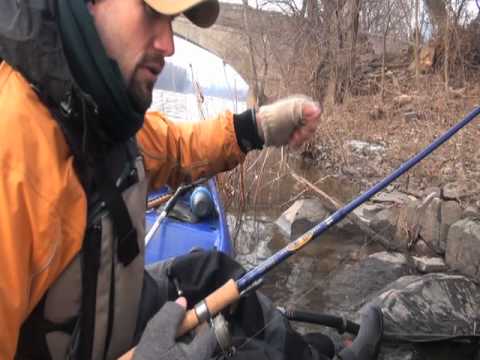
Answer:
94 153 139 266
49 89 139 265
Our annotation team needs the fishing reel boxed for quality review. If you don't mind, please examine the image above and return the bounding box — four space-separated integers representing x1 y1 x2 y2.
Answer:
211 313 235 357
193 300 235 357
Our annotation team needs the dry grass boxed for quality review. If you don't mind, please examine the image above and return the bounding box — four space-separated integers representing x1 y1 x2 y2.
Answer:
218 67 480 224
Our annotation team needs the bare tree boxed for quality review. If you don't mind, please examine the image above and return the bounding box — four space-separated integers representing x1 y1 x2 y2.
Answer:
424 0 448 34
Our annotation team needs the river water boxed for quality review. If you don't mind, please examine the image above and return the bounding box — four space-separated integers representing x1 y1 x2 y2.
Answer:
225 152 385 336
229 211 383 330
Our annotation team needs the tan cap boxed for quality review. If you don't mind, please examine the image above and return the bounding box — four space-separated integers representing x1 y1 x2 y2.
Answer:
144 0 219 28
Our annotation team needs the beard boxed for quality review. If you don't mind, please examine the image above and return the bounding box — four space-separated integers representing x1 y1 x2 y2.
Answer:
128 74 154 113
127 53 165 112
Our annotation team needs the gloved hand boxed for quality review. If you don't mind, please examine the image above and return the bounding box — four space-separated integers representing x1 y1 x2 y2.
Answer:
256 95 321 148
134 298 217 360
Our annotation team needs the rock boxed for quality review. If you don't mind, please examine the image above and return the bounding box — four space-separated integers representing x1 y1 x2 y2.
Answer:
446 218 480 281
275 198 329 239
344 140 385 157
286 257 315 293
442 182 467 200
418 197 442 254
369 206 400 244
403 111 418 121
368 273 480 342
275 198 366 243
411 239 437 257
395 199 420 249
464 206 479 218
393 94 414 106
372 191 414 205
439 200 462 252
412 256 447 273
394 194 459 254
322 251 413 313
353 203 386 225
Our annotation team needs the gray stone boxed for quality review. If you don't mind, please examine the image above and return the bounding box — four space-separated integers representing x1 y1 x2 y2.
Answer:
353 203 389 225
464 206 479 218
412 256 447 273
439 200 462 253
345 140 385 157
368 273 480 342
275 198 329 239
372 191 414 205
446 218 480 281
442 182 467 200
275 198 366 243
403 111 418 122
369 206 400 243
411 239 437 257
419 197 442 254
322 251 413 313
394 199 420 249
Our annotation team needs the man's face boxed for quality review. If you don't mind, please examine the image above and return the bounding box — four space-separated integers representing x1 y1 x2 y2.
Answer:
88 0 175 111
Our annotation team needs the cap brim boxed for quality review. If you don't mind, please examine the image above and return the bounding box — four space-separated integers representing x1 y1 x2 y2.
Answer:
144 0 219 28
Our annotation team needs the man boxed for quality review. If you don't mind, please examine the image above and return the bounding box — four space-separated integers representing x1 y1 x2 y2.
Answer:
0 0 323 359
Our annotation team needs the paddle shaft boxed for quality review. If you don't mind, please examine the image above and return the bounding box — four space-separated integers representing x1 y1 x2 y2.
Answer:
145 178 208 245
147 193 172 210
177 107 480 337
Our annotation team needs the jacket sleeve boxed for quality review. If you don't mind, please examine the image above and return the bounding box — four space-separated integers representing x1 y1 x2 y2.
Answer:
137 111 246 190
0 166 64 358
0 167 33 358
0 64 86 358
0 157 86 360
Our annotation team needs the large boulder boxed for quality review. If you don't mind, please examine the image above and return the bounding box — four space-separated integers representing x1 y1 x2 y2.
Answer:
275 198 366 242
446 218 480 281
367 273 480 343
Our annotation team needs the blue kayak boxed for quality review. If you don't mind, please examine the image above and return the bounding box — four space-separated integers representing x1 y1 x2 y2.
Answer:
144 178 232 265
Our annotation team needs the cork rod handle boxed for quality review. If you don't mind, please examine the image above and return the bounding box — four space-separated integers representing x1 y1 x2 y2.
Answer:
176 279 240 337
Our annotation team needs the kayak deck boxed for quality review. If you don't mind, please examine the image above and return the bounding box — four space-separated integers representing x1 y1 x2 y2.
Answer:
145 179 232 264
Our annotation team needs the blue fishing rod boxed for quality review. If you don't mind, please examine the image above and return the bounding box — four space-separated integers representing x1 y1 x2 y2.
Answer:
177 106 480 336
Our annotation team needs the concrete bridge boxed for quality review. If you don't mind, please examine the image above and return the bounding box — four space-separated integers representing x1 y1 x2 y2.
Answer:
173 3 287 102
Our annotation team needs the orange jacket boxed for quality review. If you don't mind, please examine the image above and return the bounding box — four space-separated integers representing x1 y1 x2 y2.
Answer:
0 62 245 359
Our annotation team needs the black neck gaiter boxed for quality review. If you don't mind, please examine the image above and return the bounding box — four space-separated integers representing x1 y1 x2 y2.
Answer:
56 0 144 143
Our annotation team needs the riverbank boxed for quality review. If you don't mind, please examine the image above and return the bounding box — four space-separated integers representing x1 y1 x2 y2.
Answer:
219 68 480 359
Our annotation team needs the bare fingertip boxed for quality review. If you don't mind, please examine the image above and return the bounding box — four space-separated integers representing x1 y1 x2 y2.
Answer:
175 297 187 309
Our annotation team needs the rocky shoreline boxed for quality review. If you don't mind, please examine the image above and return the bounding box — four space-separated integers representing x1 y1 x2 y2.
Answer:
276 182 480 359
